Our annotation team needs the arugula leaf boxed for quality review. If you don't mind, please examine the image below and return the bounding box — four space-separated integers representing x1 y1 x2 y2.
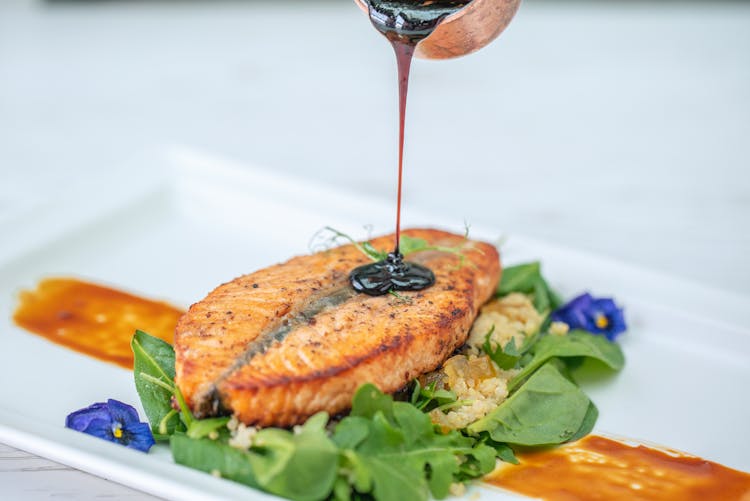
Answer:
410 380 458 412
334 384 496 501
251 413 339 501
483 327 521 370
171 433 260 487
482 439 519 465
350 383 395 419
496 262 562 313
467 362 593 446
131 330 184 437
509 330 625 392
172 413 339 501
186 417 231 440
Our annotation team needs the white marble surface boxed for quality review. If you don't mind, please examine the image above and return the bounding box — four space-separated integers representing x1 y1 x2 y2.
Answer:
0 0 748 498
0 443 152 499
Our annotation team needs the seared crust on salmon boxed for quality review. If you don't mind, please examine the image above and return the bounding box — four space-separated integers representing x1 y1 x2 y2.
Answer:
174 228 500 426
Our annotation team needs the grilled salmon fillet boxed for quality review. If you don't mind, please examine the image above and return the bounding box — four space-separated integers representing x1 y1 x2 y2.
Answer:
175 228 500 426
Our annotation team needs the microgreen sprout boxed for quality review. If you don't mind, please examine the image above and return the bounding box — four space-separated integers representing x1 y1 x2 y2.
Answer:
388 289 413 303
314 226 479 269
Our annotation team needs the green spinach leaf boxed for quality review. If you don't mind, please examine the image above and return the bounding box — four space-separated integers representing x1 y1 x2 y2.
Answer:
467 362 592 446
131 330 184 437
568 401 599 443
509 330 625 392
496 262 562 313
497 262 541 296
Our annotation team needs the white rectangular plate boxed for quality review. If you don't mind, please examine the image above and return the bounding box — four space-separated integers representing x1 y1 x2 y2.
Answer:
1 147 748 500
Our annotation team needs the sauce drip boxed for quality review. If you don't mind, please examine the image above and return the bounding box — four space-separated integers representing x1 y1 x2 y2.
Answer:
485 435 750 501
350 0 470 296
13 278 184 369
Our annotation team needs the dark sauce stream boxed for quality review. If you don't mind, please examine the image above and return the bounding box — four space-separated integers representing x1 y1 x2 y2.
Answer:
350 0 471 296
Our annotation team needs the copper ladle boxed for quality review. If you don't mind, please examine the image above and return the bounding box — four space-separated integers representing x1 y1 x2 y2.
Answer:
354 0 522 59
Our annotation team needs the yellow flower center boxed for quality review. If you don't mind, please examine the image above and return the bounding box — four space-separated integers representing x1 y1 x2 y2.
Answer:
595 314 609 329
113 427 123 439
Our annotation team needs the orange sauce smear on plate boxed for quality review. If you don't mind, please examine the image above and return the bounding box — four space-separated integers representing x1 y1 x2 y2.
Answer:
485 435 750 501
13 278 184 369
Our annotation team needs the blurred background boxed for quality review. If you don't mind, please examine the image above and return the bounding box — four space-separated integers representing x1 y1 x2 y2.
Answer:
0 0 748 294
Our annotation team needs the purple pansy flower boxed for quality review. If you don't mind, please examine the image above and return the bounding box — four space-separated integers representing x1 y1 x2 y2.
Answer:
65 399 155 452
551 293 626 341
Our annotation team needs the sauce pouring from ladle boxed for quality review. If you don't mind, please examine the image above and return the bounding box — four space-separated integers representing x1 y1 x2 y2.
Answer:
353 0 521 60
349 0 521 296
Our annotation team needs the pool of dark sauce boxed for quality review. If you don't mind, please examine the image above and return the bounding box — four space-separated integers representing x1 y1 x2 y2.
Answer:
350 0 471 296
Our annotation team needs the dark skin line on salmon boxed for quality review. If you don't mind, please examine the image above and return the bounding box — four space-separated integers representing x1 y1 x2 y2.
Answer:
192 287 358 417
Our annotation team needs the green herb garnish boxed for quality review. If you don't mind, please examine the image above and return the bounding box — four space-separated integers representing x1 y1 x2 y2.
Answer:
316 226 476 267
